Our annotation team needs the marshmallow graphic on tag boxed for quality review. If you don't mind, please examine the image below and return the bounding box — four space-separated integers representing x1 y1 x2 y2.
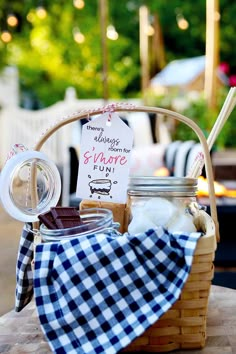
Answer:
89 178 112 195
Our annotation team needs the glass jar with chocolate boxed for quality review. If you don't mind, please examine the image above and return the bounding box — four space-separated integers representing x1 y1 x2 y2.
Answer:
39 207 120 242
0 148 120 240
127 176 199 235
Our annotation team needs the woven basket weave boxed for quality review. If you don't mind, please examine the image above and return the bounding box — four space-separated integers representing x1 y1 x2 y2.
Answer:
33 104 219 353
122 210 216 352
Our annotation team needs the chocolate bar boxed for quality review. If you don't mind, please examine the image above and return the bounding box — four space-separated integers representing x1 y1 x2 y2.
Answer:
55 217 83 229
51 207 79 219
39 206 82 230
38 210 57 229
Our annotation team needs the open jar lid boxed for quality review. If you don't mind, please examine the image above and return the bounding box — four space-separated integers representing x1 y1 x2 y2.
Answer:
0 150 61 222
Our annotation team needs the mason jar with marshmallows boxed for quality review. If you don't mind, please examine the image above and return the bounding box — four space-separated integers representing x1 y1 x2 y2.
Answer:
127 176 199 235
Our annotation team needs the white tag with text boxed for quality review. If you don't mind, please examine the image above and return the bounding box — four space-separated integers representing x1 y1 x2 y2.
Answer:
76 112 134 203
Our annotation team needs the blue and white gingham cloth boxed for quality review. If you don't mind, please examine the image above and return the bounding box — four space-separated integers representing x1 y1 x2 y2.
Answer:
33 227 201 354
15 224 34 312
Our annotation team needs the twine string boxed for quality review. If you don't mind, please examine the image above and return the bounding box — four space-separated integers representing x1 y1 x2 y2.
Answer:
33 101 136 146
5 143 28 164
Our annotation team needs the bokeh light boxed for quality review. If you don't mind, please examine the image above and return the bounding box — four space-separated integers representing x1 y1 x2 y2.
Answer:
106 25 119 40
1 30 12 43
7 14 18 27
73 28 85 43
73 0 85 10
36 6 47 19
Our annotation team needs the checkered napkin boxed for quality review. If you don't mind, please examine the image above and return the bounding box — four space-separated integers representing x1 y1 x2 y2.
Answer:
15 224 34 312
33 227 201 354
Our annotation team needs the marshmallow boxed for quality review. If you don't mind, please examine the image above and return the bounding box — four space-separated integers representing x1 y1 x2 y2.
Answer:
128 213 157 234
143 197 177 227
128 197 197 235
168 213 197 234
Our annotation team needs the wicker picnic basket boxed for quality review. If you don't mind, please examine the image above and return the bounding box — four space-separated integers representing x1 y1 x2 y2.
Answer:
33 104 219 353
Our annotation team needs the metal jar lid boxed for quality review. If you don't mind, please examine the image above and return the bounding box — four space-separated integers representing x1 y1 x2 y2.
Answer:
128 176 198 197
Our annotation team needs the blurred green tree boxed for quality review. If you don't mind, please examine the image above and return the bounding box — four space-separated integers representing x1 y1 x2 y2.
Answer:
0 0 235 107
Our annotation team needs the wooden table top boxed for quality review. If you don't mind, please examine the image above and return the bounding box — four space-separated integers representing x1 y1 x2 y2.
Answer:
0 285 236 354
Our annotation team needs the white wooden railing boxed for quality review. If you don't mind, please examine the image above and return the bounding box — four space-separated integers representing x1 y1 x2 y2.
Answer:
0 90 147 166
0 66 19 109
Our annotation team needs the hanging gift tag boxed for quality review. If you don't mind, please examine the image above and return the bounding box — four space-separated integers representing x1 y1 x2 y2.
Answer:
76 112 134 203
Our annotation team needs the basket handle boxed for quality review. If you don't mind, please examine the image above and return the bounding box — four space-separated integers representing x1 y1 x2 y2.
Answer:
33 104 219 241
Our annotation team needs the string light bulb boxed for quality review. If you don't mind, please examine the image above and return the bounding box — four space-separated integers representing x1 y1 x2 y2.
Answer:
1 30 12 43
145 24 155 36
106 25 119 40
176 13 189 30
73 27 85 43
214 11 221 21
36 6 47 19
73 0 85 9
7 14 18 27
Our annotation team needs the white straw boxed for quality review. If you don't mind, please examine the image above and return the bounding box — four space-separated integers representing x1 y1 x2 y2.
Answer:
188 87 236 178
207 87 236 151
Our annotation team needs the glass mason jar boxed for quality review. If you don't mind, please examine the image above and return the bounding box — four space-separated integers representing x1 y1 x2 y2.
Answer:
40 208 121 242
127 176 199 234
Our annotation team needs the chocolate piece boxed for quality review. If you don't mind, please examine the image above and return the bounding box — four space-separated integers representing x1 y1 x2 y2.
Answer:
51 207 79 219
52 207 82 229
39 207 83 231
55 217 83 229
38 210 57 229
